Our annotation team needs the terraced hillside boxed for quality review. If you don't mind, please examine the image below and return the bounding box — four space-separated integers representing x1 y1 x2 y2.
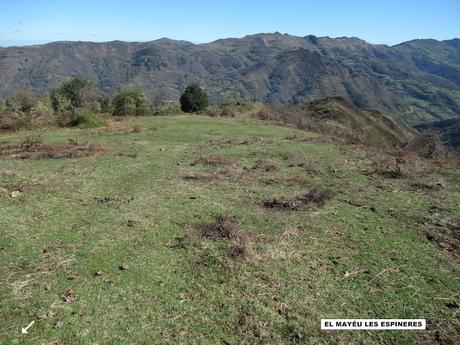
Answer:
0 115 459 344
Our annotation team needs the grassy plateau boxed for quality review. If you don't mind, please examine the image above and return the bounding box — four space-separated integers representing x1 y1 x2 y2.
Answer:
0 115 459 344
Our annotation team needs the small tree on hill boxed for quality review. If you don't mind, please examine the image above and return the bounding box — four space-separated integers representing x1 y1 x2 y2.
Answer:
180 84 208 113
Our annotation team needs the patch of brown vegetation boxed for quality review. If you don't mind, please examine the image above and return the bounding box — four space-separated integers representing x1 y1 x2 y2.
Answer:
368 158 404 178
409 182 442 192
182 166 248 182
281 154 319 174
0 141 106 160
20 133 42 150
299 187 332 206
192 155 233 166
283 175 310 186
200 216 240 241
181 173 214 182
227 244 246 260
252 160 279 172
1 169 17 177
281 225 301 237
2 183 31 193
200 216 253 260
114 152 137 158
86 117 156 135
60 288 76 302
263 198 304 211
263 175 310 187
263 187 332 211
167 217 255 265
215 166 248 180
238 137 265 145
423 215 460 263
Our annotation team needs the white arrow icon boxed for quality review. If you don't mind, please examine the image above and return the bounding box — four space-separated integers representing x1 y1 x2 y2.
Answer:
21 320 35 335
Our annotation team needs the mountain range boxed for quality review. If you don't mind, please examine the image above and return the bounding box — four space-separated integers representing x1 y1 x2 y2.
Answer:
0 33 459 126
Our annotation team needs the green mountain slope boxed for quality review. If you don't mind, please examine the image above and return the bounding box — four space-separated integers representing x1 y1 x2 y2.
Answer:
0 33 459 125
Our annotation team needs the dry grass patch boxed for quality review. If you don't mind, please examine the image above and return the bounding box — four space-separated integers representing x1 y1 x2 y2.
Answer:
263 187 332 211
252 160 279 172
423 215 460 263
0 138 107 160
201 216 243 241
182 166 248 182
192 155 233 166
281 154 319 174
200 216 252 261
86 117 157 135
368 158 404 178
168 216 255 262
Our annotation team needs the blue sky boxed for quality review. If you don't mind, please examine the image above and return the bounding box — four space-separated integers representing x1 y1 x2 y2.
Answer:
1 0 459 47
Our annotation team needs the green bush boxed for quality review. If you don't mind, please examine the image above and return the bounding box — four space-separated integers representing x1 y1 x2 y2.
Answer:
50 76 101 112
5 96 22 113
112 89 151 116
67 111 105 128
50 89 72 114
100 97 112 113
151 101 182 115
180 84 208 113
60 76 101 109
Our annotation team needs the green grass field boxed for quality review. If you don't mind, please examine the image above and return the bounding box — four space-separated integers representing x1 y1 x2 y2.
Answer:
0 115 459 344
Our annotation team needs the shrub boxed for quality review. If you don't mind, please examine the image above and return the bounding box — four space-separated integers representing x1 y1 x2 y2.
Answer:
5 96 22 113
0 97 30 130
100 97 111 113
49 76 102 117
112 89 151 116
29 94 56 127
180 84 208 113
58 76 101 110
14 89 38 112
67 111 105 128
0 111 30 131
50 89 72 114
151 101 181 115
407 134 444 159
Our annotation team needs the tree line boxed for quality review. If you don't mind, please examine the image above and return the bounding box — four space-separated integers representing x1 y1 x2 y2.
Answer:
0 76 209 130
